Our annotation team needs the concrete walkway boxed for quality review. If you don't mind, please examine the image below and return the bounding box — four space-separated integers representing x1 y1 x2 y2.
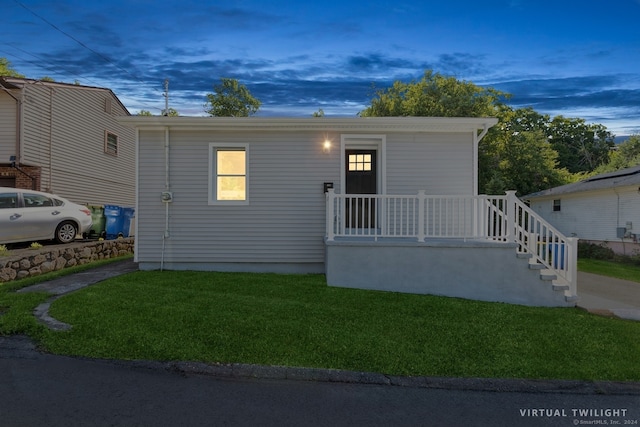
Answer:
577 271 640 321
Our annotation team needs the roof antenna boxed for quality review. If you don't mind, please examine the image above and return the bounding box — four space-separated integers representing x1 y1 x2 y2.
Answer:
163 79 169 116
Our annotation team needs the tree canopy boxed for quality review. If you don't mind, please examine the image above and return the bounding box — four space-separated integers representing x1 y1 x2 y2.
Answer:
358 70 620 195
204 78 261 117
359 70 507 118
0 57 25 78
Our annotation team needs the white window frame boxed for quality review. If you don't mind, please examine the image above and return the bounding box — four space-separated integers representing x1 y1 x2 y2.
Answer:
208 143 249 205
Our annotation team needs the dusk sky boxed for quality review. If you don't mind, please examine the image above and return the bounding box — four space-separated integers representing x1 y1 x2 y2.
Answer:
3 0 640 136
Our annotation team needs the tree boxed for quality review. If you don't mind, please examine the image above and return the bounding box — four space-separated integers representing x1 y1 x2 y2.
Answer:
312 108 325 117
137 110 153 116
0 57 25 78
359 71 571 194
204 78 261 117
482 128 573 196
138 108 179 116
547 117 615 173
592 135 640 173
358 70 507 118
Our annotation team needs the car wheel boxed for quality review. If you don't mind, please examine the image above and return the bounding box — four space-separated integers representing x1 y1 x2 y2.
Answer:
55 221 77 244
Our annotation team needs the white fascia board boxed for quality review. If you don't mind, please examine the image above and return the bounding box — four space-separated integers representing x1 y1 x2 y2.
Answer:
116 116 498 133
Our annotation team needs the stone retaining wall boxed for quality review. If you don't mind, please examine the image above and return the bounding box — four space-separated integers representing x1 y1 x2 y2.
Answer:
0 238 134 283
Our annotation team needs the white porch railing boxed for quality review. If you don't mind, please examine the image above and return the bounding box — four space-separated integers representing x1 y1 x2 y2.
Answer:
325 189 578 297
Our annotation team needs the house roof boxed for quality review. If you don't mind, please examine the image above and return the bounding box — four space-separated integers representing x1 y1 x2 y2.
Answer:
523 164 640 200
117 116 499 134
0 76 131 115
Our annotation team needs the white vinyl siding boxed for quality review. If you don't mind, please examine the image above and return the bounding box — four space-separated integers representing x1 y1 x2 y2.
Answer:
16 82 134 206
529 187 640 242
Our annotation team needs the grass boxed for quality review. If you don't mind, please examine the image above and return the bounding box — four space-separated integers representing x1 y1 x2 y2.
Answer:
2 254 639 382
578 258 640 283
31 270 640 381
0 256 133 335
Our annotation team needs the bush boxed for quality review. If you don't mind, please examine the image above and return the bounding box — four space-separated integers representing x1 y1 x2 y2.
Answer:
578 241 640 266
578 242 615 260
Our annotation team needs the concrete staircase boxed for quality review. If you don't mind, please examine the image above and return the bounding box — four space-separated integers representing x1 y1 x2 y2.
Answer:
516 252 579 305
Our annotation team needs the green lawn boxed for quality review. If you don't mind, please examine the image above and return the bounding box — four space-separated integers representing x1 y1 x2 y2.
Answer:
2 257 639 382
578 258 640 283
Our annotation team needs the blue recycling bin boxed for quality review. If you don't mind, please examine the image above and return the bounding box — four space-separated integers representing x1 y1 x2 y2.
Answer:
104 205 124 239
552 243 565 269
122 207 135 237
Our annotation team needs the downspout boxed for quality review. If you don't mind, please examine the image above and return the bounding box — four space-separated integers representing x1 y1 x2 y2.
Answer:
161 126 170 271
614 187 625 255
47 87 54 192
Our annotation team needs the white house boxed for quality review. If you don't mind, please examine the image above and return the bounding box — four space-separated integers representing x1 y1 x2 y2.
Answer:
524 165 640 255
0 77 135 206
119 116 578 307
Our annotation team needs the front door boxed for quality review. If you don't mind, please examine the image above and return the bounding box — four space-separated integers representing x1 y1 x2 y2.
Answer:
345 149 377 228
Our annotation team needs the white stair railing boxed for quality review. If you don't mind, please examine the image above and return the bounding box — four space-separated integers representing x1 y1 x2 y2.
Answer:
325 189 577 297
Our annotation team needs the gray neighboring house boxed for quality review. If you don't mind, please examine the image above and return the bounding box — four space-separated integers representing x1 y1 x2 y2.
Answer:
120 116 579 307
0 77 135 206
524 165 640 256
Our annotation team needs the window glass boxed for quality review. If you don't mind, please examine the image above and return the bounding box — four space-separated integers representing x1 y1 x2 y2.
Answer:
211 146 248 203
105 132 118 155
23 193 54 207
553 199 561 212
349 154 372 171
0 193 17 209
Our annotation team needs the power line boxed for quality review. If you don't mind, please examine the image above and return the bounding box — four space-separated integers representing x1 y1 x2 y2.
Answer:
12 0 153 88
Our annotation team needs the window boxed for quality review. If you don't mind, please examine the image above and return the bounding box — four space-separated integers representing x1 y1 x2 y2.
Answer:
0 192 17 209
553 199 561 212
23 193 54 207
105 131 118 156
348 153 372 171
209 144 248 204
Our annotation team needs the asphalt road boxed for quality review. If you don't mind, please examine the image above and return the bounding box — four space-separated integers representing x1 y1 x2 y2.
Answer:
1 336 639 427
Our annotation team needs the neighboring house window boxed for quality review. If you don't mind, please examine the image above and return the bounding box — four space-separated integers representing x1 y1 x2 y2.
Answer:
553 199 561 212
105 131 118 156
209 144 248 204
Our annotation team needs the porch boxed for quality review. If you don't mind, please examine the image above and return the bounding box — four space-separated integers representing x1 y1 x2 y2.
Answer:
324 190 578 307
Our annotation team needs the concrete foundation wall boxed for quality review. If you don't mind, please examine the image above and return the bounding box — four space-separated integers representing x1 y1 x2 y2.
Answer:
325 239 571 307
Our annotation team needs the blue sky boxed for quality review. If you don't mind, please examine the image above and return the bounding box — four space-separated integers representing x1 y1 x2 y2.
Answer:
3 0 640 135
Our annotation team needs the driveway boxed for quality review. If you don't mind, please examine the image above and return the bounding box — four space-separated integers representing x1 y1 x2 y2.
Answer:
577 272 640 321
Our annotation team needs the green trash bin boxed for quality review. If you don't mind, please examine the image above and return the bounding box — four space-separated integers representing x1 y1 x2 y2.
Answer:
87 205 106 239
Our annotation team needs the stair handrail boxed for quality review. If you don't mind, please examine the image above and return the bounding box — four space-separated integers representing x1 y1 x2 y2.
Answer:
506 191 578 297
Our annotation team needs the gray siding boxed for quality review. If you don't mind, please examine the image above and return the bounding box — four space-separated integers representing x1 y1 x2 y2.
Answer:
386 132 473 195
137 129 341 265
0 91 18 162
136 127 477 268
18 83 134 205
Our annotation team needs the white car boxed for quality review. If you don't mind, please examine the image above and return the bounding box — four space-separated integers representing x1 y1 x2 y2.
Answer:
0 187 92 245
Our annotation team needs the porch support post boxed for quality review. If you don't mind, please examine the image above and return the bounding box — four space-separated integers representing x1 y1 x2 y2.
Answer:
417 190 426 241
505 190 517 242
566 237 579 297
326 188 335 241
